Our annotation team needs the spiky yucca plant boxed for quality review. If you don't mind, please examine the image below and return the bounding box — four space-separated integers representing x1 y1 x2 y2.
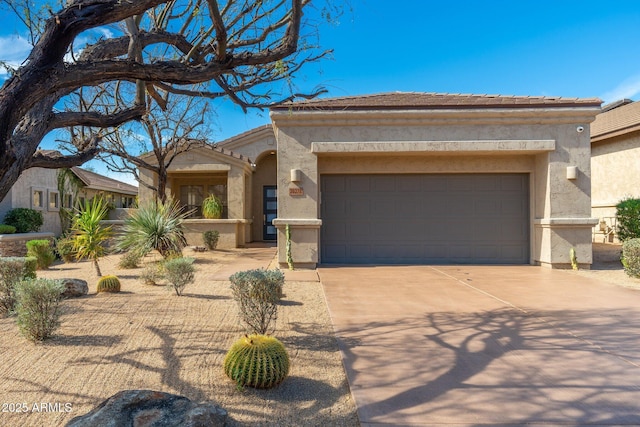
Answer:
96 275 121 293
224 334 289 389
71 197 112 277
117 198 189 259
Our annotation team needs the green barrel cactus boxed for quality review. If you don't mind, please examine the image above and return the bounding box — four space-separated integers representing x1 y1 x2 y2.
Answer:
96 275 121 293
223 334 290 389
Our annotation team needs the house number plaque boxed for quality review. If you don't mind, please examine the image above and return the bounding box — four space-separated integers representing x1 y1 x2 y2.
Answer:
289 187 304 196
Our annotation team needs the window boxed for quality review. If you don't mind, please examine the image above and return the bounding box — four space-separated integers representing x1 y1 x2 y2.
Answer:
180 185 204 218
31 188 44 210
208 184 228 218
48 190 59 211
122 196 135 208
63 194 73 209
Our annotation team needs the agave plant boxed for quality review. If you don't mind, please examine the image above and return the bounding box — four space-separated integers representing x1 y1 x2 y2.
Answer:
117 198 189 258
71 196 112 277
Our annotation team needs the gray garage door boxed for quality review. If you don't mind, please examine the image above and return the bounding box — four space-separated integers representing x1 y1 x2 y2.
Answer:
320 174 529 264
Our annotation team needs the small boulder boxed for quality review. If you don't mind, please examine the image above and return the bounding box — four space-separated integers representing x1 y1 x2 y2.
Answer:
60 279 88 298
66 389 227 427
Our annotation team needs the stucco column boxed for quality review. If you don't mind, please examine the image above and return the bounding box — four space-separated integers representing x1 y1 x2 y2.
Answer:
227 168 245 219
273 127 321 269
533 125 598 268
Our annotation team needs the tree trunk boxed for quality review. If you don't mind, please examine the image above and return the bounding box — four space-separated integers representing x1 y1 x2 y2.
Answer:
94 258 102 277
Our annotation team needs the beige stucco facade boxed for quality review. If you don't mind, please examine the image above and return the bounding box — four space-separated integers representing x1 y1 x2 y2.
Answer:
138 127 277 248
0 167 138 236
0 167 63 235
137 93 602 268
592 134 640 219
271 103 600 269
589 100 640 242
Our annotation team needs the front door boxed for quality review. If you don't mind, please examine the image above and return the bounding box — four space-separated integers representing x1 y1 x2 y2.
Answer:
263 186 277 240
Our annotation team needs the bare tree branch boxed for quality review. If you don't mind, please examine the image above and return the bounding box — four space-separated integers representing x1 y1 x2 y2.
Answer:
0 0 331 202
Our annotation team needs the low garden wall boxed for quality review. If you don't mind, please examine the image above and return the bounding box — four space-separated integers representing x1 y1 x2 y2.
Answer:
101 219 250 249
0 232 55 257
183 219 251 249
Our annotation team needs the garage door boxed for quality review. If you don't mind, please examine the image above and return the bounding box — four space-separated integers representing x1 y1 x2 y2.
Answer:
320 174 529 264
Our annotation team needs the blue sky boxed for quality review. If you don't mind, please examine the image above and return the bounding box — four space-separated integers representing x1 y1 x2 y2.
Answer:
1 0 640 184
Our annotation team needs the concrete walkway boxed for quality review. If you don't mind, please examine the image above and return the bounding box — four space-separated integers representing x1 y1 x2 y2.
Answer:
319 265 640 426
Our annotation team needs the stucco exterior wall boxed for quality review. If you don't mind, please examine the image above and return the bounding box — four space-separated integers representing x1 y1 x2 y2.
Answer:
218 127 277 161
272 108 598 269
0 168 62 235
591 133 640 220
138 149 254 247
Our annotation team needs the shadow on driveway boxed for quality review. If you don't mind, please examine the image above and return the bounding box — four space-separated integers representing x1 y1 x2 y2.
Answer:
320 265 640 426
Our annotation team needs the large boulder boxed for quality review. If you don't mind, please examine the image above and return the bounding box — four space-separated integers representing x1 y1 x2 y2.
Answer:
60 279 88 298
66 390 227 427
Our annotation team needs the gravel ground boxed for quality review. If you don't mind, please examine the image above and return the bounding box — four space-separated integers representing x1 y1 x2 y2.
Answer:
2 243 636 427
571 243 640 291
0 248 358 427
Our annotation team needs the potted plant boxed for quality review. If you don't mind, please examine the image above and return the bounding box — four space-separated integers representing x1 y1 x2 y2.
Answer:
201 195 223 219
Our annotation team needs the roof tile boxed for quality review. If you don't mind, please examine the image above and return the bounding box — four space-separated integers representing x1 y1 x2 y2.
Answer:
271 92 602 111
591 100 640 140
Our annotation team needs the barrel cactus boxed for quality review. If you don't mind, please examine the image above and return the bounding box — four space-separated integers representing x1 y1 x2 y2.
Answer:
96 275 121 293
223 334 289 389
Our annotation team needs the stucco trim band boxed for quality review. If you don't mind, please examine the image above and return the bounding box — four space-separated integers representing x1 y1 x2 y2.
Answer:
272 219 322 229
311 140 556 155
0 232 55 242
534 218 599 227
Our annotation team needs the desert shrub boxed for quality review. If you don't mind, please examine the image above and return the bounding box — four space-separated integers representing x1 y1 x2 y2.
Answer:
96 275 121 293
118 250 143 269
26 239 55 270
0 257 36 316
229 268 284 335
140 263 164 285
4 208 43 233
224 334 289 389
163 257 195 296
117 198 188 259
55 235 76 263
23 256 37 280
203 230 220 250
616 198 640 242
622 238 640 278
14 278 64 342
0 224 16 234
202 195 223 219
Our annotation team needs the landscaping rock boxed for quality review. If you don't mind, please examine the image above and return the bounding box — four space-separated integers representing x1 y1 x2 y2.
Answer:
60 279 88 298
65 389 227 427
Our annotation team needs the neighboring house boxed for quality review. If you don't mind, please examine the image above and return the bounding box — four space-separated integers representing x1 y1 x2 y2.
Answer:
0 165 138 236
590 99 640 241
139 92 602 269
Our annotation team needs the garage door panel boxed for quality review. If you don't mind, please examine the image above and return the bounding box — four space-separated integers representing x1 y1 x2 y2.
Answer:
474 175 500 191
348 176 371 192
372 176 396 192
321 173 529 264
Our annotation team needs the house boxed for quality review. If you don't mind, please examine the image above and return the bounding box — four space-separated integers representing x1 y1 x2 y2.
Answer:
590 99 640 241
138 92 602 269
0 165 138 236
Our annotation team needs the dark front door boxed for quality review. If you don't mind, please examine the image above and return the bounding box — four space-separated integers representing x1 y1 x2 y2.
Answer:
263 186 277 240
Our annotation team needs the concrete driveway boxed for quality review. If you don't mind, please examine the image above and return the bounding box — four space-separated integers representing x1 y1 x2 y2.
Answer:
319 265 640 426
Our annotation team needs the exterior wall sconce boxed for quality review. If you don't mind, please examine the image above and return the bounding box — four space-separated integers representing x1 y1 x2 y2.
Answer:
290 169 302 183
566 166 578 180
